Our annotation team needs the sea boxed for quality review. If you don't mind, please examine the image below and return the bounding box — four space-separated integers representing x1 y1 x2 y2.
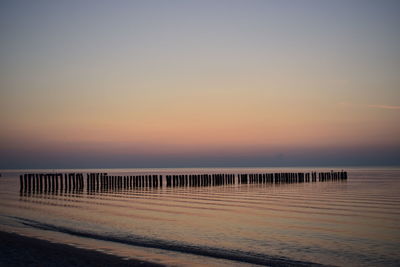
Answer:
0 167 399 267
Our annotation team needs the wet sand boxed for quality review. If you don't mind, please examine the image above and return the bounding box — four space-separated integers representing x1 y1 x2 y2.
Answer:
0 231 164 267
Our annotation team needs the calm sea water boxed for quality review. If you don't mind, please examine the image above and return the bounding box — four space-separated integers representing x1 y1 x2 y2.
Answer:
0 167 399 266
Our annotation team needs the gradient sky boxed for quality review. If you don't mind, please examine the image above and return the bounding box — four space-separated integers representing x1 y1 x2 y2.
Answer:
1 0 399 168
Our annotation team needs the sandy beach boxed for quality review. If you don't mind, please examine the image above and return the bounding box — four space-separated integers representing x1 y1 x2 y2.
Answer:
0 231 164 267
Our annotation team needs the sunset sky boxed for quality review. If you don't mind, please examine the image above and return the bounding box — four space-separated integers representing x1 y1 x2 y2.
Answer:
1 1 399 168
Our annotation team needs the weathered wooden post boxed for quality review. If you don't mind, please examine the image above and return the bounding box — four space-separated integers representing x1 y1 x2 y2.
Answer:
19 175 23 192
80 174 83 190
54 173 58 191
34 174 39 192
168 175 172 187
29 174 33 192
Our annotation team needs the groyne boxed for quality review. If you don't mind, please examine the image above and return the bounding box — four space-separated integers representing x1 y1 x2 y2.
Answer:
19 171 347 193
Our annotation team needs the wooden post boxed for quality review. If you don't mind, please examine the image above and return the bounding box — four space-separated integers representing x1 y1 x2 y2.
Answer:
19 175 23 192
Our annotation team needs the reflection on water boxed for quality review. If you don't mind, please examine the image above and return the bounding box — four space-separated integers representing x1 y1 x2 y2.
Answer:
0 168 399 267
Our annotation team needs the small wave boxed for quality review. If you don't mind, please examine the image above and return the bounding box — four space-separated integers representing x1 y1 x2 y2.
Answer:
13 216 329 267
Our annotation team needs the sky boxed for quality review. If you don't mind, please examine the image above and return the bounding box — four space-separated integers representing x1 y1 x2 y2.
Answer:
1 0 399 169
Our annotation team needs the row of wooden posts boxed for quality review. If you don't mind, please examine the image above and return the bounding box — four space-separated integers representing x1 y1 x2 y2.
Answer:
19 171 347 193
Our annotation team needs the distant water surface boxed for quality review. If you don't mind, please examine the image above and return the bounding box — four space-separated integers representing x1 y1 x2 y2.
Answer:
0 167 399 266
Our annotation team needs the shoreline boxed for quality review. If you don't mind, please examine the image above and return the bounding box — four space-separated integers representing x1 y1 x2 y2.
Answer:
0 231 165 267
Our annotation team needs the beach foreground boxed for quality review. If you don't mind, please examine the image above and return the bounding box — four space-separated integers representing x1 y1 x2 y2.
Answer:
0 231 164 267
